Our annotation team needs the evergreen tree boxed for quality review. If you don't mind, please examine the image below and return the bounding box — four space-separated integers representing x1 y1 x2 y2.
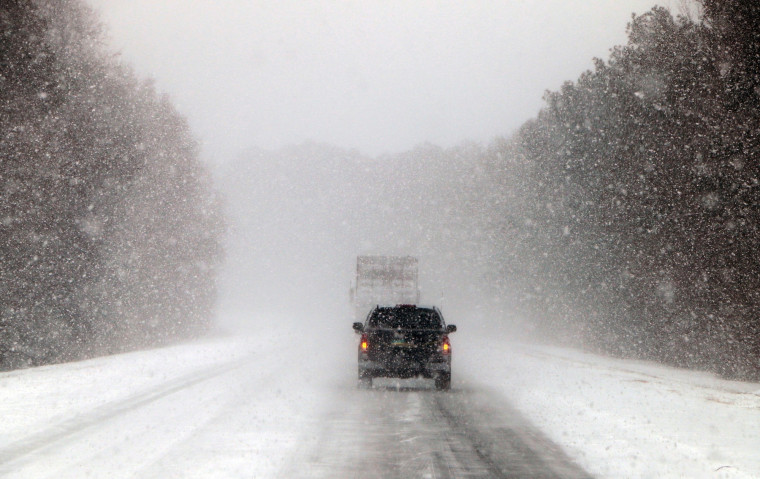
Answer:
0 0 223 369
491 5 760 377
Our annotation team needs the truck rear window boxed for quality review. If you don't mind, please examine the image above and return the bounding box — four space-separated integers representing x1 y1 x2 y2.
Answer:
368 308 443 330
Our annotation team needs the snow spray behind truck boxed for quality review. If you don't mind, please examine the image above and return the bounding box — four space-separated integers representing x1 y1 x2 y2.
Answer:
350 256 421 320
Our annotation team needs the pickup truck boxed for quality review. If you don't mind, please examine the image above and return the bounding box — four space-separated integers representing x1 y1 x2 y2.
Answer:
352 304 456 390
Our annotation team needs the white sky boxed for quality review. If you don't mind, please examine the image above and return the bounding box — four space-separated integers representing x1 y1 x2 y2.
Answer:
85 0 671 162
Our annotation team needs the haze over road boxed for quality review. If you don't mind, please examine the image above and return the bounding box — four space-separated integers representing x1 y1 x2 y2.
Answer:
282 379 591 479
0 323 589 479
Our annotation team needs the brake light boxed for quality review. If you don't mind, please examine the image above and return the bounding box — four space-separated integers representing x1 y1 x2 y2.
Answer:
360 333 369 352
441 336 451 354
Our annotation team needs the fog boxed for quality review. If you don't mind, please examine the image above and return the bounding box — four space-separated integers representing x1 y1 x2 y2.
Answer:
6 1 760 475
217 143 508 331
82 0 667 334
86 0 665 159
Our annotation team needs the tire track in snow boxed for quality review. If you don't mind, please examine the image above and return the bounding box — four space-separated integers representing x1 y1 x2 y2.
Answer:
279 377 592 478
433 390 592 478
128 363 289 478
0 353 256 470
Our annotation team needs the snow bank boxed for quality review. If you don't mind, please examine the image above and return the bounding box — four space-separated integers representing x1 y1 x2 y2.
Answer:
0 335 256 449
458 333 760 478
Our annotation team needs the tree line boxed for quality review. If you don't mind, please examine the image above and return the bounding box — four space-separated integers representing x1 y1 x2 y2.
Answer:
489 2 760 378
220 2 760 380
0 0 223 369
5 0 759 380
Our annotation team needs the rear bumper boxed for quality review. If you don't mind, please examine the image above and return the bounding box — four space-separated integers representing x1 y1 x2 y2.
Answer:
358 358 451 378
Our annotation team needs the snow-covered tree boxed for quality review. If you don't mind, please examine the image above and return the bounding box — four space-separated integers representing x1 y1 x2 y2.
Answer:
490 6 760 378
0 0 223 369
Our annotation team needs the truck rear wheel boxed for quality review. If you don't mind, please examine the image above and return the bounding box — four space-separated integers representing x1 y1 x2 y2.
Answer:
358 371 372 389
435 373 451 391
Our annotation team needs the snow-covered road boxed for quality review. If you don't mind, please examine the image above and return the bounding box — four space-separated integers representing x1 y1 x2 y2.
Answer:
279 377 589 478
0 327 587 478
1 319 759 478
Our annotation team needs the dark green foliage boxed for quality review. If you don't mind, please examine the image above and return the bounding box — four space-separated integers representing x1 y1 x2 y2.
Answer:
0 0 223 369
494 5 760 378
701 0 760 112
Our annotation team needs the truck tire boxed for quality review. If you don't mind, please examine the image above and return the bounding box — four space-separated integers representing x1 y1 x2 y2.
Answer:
358 371 372 389
435 373 451 391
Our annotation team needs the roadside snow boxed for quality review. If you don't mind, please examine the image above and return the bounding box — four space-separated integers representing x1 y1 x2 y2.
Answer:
2 319 759 478
458 333 760 479
0 320 350 478
0 336 256 450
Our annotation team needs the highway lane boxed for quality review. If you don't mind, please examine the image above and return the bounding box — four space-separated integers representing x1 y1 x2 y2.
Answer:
0 334 592 478
280 377 592 479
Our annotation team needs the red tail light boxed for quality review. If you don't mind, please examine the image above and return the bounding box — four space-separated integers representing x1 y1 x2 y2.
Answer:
441 336 451 354
360 333 369 352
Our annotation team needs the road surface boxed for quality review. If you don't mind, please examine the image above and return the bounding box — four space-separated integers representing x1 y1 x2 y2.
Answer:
0 334 591 479
281 378 591 479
